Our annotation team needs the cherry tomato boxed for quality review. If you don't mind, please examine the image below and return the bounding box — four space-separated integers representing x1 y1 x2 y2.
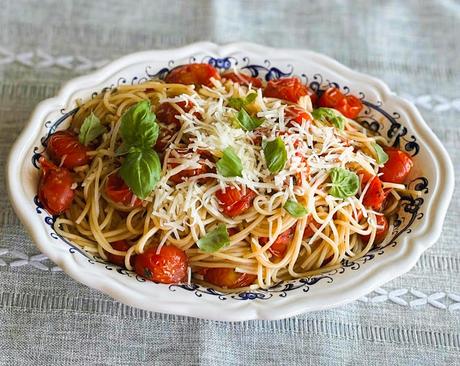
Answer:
38 157 75 215
222 72 263 88
168 149 214 184
285 105 312 126
264 77 308 103
46 130 90 169
361 215 389 244
165 63 221 87
360 171 386 211
379 147 413 184
303 215 321 238
308 88 319 107
336 95 363 119
215 186 257 217
134 245 188 284
259 226 295 257
105 173 142 207
318 87 345 108
204 268 257 289
105 240 131 267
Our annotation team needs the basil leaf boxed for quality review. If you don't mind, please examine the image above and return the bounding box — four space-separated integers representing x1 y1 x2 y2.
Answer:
372 143 389 164
262 137 287 174
197 224 230 253
328 167 359 199
79 113 107 146
216 147 243 177
119 149 161 199
235 108 265 131
312 107 346 130
120 100 159 148
283 200 308 218
228 92 257 110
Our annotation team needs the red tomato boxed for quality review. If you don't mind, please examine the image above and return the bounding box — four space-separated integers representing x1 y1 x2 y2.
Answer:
222 72 263 88
227 227 239 236
168 149 214 184
361 215 389 244
360 171 386 211
303 215 321 238
38 157 75 215
134 245 188 284
285 105 312 126
379 148 414 184
105 173 142 207
215 186 257 217
259 226 295 257
336 95 363 119
46 130 90 169
105 240 131 267
308 88 319 107
204 268 257 289
264 77 308 103
318 87 345 108
165 63 221 87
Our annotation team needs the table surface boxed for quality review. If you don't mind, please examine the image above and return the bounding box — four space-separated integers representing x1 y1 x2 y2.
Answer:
0 0 459 364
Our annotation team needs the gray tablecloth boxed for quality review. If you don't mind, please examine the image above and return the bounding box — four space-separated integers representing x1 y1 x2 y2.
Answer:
1 0 459 364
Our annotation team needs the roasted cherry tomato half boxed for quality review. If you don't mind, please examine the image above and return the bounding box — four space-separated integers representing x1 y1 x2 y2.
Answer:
204 268 257 289
264 77 308 103
259 225 296 258
105 173 143 207
360 171 386 211
168 149 214 184
361 215 389 244
38 157 75 215
285 105 312 126
336 95 363 119
165 63 220 87
379 147 414 184
215 186 257 217
318 87 345 108
134 245 188 284
303 215 321 239
105 240 131 267
46 130 90 169
222 72 263 88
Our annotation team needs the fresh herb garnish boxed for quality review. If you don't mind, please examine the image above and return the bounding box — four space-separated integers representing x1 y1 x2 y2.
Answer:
328 167 359 199
235 108 265 131
216 147 243 177
283 200 309 218
228 92 257 110
312 107 347 130
78 112 107 146
196 224 230 253
262 137 287 174
372 143 389 164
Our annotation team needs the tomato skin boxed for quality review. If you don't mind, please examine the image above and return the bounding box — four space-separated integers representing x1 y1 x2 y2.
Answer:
264 77 308 103
46 130 90 169
168 149 214 184
38 157 75 215
105 174 142 207
105 240 131 267
361 215 389 244
379 148 413 184
336 95 363 119
360 171 386 211
222 72 263 88
215 186 257 217
134 245 188 284
303 215 321 238
259 226 295 257
318 87 345 108
165 63 220 87
204 268 257 289
285 105 312 126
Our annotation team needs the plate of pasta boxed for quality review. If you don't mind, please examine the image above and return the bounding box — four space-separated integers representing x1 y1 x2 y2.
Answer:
7 42 454 320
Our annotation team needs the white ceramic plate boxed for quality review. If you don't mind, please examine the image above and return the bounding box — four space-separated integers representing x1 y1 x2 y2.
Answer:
7 42 454 321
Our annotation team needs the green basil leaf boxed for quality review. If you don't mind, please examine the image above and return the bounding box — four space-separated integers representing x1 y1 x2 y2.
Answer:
328 167 359 199
372 143 389 164
216 147 243 177
197 224 230 253
120 100 159 148
228 92 257 110
78 112 107 146
119 149 161 199
312 107 346 130
283 200 308 218
263 137 287 174
235 108 265 131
